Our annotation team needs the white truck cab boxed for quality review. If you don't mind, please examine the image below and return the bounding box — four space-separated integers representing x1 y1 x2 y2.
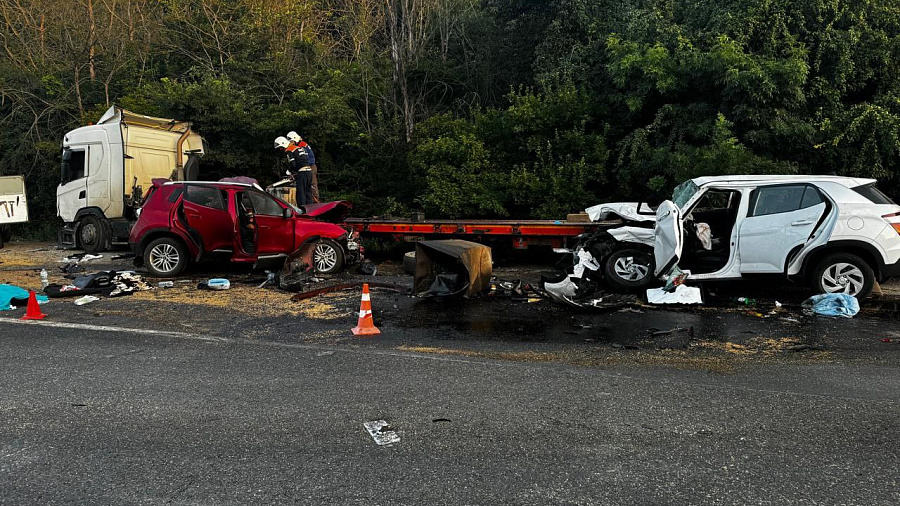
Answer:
58 106 204 252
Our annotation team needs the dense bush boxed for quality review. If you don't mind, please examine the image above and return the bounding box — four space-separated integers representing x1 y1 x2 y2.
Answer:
2 0 899 233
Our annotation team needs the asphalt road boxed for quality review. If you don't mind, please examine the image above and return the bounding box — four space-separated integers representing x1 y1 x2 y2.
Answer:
2 319 899 505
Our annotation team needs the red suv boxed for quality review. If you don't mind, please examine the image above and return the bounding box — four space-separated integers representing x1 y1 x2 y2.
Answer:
129 180 360 277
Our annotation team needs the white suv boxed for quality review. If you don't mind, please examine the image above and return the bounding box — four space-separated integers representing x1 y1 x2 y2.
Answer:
596 175 900 298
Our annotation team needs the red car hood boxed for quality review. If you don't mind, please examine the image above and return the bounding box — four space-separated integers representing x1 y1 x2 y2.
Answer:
300 201 353 223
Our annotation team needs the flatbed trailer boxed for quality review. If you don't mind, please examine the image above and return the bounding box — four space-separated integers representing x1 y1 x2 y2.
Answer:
344 217 614 250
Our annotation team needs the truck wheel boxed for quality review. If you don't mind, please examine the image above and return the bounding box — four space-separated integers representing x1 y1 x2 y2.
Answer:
313 239 344 274
403 251 417 275
811 253 874 298
144 237 187 277
78 215 108 253
0 225 11 244
603 248 655 293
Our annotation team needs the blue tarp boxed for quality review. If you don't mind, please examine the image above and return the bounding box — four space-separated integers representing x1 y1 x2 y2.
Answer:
0 284 48 311
801 293 860 318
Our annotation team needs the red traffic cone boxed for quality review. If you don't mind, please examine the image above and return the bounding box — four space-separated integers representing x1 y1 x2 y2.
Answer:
351 283 380 336
21 291 46 320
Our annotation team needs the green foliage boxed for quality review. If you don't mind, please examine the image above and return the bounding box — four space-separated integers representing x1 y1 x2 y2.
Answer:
3 0 900 238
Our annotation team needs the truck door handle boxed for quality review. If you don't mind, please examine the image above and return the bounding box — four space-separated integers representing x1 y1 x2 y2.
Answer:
791 219 813 226
187 213 202 219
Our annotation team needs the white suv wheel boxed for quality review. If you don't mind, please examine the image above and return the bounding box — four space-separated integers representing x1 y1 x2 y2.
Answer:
812 253 875 299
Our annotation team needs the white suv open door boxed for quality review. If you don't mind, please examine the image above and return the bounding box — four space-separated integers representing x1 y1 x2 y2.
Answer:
654 200 684 276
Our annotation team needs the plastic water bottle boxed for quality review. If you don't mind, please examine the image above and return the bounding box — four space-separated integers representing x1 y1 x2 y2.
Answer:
40 268 48 289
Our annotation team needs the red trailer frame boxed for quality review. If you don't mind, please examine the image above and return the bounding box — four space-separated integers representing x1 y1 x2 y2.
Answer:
344 217 611 250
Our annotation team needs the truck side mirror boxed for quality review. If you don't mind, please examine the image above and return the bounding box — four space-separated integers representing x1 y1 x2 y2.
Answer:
283 207 293 219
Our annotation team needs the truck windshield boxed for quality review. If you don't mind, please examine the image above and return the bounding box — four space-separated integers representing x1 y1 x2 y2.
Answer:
672 180 700 210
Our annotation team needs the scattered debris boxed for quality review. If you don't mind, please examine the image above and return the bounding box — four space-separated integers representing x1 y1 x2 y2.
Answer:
0 284 48 311
801 293 859 318
59 253 103 263
158 281 174 288
257 271 276 289
198 278 231 291
358 262 378 276
646 285 703 305
58 263 85 275
363 420 400 446
649 327 688 336
74 295 100 306
279 240 318 291
413 240 492 298
291 282 409 302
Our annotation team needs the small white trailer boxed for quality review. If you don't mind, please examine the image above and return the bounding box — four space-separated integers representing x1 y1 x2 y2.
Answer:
0 175 28 248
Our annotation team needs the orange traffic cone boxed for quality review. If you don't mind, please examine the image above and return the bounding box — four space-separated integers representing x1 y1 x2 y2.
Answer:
351 283 380 336
21 291 46 320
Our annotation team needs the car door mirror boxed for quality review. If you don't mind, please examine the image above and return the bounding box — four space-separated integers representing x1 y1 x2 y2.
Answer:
283 207 293 219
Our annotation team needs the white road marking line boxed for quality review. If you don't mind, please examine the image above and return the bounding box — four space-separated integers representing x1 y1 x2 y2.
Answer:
0 318 229 343
363 420 400 446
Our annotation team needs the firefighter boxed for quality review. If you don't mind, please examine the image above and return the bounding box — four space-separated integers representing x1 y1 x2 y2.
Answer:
274 135 313 206
287 131 319 203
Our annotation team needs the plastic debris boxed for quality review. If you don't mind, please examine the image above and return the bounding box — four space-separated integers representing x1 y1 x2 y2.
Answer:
646 284 703 305
801 293 859 318
158 281 174 288
74 295 100 306
363 420 400 446
663 265 687 293
206 278 230 290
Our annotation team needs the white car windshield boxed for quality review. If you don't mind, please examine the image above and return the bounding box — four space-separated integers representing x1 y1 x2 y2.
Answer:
672 180 700 210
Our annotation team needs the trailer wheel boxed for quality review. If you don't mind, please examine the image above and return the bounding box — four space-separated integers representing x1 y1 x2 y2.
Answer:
603 248 655 293
78 215 108 253
403 251 417 275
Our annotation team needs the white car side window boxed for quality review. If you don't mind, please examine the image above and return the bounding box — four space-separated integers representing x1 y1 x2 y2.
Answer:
749 185 822 217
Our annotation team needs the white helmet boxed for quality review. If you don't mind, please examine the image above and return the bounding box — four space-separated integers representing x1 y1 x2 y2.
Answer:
286 131 302 143
274 136 289 149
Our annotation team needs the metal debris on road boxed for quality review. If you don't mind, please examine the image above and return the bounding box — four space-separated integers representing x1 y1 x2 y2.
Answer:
363 420 400 446
291 282 409 302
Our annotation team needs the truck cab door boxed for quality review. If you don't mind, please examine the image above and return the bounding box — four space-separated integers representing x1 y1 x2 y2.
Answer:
57 148 88 221
653 200 684 277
